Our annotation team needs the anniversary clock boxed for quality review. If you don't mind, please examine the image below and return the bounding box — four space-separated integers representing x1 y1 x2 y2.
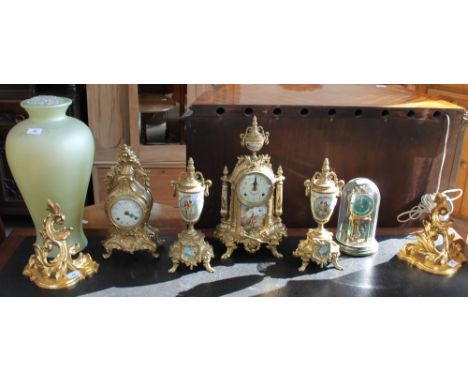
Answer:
214 116 287 259
102 144 163 259
336 178 380 256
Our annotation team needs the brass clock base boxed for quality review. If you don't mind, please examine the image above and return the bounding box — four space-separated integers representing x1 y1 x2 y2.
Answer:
215 221 286 260
338 240 378 257
293 228 343 272
168 228 214 273
102 228 162 259
220 244 283 260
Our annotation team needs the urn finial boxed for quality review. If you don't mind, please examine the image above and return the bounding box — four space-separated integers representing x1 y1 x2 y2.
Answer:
240 115 269 155
187 157 195 178
322 158 330 173
308 158 344 194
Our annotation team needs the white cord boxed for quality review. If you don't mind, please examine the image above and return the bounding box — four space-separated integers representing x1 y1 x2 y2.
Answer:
396 114 463 223
396 189 463 222
436 114 450 192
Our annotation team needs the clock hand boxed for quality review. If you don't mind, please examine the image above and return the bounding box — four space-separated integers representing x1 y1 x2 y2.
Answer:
252 176 258 192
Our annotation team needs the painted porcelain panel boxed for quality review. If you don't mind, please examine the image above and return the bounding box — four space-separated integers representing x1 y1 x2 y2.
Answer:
310 191 337 222
240 204 267 231
178 191 204 223
182 245 197 260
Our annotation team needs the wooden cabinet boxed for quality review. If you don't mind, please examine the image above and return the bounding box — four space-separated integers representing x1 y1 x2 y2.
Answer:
188 84 465 228
0 98 29 215
187 85 219 106
86 85 186 207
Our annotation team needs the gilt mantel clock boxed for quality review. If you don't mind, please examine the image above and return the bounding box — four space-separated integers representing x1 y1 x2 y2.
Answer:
102 144 163 259
214 116 287 260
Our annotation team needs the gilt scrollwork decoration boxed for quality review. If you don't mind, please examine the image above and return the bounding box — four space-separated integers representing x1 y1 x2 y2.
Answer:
23 199 99 289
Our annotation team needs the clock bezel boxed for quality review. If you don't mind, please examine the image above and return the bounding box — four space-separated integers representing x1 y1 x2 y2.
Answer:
106 191 149 231
109 197 145 229
350 193 374 218
236 171 273 207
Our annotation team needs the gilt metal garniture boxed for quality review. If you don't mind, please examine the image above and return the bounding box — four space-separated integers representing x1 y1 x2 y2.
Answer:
102 144 162 259
168 158 214 273
215 116 287 260
293 158 345 271
397 192 466 276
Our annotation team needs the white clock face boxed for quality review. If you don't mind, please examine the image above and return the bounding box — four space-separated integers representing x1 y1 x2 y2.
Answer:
110 199 143 228
237 173 272 206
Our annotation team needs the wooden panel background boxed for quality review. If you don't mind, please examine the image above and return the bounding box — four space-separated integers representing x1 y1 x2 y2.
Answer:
187 85 465 229
87 84 186 206
408 85 468 218
86 84 130 162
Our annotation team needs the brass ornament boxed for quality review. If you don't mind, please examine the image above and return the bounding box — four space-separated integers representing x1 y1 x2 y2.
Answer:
293 158 345 271
397 192 466 276
102 144 162 259
23 199 99 290
215 116 287 260
168 158 214 273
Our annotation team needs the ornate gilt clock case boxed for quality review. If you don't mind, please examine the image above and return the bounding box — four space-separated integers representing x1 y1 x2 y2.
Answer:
215 116 287 259
102 144 163 259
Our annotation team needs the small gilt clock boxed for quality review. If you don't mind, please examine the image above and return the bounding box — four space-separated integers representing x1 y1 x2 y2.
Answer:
214 116 287 259
102 144 163 259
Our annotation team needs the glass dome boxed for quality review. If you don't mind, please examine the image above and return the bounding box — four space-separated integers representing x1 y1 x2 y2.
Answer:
336 178 380 256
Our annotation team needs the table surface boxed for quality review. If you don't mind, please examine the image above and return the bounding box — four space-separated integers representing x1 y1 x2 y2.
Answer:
1 228 468 297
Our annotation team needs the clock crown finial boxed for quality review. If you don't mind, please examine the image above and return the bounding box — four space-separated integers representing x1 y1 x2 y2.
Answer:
252 115 258 127
117 144 141 166
240 115 270 155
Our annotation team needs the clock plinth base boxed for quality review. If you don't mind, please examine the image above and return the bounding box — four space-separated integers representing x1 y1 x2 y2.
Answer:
220 245 238 261
215 220 286 260
293 228 343 272
102 227 161 259
338 239 378 257
168 228 215 273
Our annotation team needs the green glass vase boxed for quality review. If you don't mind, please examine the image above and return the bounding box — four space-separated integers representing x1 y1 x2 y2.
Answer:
6 95 94 252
